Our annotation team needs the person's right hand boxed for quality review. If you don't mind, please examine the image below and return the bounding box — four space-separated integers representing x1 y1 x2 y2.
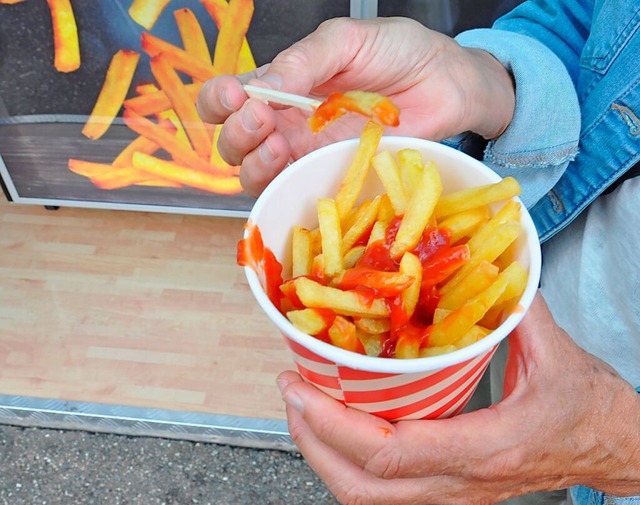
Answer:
197 16 515 196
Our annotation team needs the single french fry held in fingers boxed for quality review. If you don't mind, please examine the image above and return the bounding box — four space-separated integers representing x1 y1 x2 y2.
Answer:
47 0 80 73
128 0 171 30
309 91 401 133
82 50 140 140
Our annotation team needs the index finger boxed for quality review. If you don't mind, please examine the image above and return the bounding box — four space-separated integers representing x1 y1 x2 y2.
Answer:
196 74 250 124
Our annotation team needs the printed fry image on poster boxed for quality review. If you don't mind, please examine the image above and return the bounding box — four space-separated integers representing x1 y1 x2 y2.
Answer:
0 1 349 215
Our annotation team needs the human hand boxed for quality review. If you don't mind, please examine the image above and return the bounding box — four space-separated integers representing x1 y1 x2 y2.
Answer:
197 17 515 196
276 293 640 504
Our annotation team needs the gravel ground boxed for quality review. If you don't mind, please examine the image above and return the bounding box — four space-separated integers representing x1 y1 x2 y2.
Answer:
0 424 338 505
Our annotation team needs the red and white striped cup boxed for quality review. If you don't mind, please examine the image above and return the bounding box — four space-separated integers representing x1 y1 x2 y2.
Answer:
244 136 541 422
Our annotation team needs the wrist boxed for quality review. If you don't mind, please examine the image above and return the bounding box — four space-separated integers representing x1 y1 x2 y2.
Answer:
462 48 515 140
579 373 640 495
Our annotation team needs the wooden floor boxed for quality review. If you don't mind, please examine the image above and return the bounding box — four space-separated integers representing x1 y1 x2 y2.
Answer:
0 196 292 421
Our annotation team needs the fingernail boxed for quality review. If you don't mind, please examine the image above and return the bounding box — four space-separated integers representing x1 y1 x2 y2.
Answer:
257 74 282 90
258 140 277 163
242 105 262 131
219 87 232 111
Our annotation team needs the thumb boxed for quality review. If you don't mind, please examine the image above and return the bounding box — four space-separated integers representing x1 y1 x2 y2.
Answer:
502 292 556 397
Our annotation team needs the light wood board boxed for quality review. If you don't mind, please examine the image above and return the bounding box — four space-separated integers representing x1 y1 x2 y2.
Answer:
0 197 292 421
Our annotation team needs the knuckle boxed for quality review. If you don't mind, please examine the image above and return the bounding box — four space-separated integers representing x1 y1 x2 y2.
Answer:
362 442 404 480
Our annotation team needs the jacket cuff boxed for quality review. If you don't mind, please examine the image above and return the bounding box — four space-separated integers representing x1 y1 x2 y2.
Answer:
454 28 581 208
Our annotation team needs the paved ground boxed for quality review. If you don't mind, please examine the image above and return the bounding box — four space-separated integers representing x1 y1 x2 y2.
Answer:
0 424 338 505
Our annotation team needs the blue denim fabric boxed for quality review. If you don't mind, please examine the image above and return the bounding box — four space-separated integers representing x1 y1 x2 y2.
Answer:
454 0 640 243
451 2 640 503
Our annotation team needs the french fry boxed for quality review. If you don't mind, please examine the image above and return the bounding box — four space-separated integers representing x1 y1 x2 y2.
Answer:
47 0 80 73
123 83 202 116
420 344 457 357
397 148 425 197
466 200 521 255
395 334 420 359
141 32 215 83
342 195 381 253
291 226 314 278
435 176 521 220
132 152 242 194
112 135 160 168
317 198 344 278
123 109 214 173
335 121 384 221
150 53 212 159
493 261 528 306
455 325 491 349
437 260 499 311
174 8 212 69
157 109 191 150
439 206 491 245
429 272 510 347
286 308 331 335
439 220 520 295
212 0 255 75
356 330 385 357
398 252 423 323
335 268 415 298
288 277 390 318
0 0 27 4
128 0 171 30
343 245 366 269
328 316 364 353
390 161 442 259
371 150 407 214
82 50 140 140
354 317 390 335
68 159 176 189
201 0 256 73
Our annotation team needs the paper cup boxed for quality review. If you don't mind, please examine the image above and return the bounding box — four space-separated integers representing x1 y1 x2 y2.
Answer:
244 137 541 421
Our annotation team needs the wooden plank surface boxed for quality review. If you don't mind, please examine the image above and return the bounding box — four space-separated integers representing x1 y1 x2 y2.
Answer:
0 197 291 421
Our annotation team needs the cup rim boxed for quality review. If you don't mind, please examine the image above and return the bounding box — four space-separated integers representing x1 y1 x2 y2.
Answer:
244 136 542 374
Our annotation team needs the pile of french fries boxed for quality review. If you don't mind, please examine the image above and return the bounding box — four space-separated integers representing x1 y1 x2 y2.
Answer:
1 0 256 194
279 121 528 359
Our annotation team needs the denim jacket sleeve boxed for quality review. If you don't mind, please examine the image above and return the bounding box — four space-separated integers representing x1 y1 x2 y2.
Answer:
449 27 581 209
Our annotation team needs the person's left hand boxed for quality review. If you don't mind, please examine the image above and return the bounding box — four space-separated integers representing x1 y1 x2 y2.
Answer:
276 293 640 504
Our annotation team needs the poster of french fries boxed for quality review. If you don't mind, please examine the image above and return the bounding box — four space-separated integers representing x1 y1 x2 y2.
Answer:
0 0 348 214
